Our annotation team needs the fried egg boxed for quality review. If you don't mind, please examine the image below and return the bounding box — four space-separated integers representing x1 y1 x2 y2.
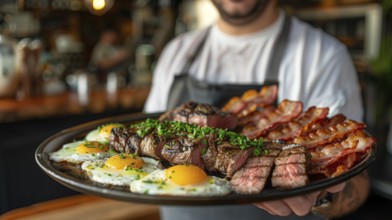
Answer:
130 164 231 196
81 154 163 186
85 123 124 142
49 140 113 164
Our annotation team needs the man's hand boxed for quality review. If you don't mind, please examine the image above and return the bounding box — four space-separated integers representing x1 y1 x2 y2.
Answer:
253 182 346 216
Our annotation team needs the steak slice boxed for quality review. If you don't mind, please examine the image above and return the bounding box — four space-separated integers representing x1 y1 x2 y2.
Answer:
139 133 166 160
271 145 309 189
214 142 252 177
159 102 195 122
201 135 219 172
109 127 142 154
160 101 238 129
230 144 282 194
160 136 205 169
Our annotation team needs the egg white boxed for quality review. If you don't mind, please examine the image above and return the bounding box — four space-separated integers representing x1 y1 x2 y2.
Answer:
130 169 231 196
85 129 106 142
81 157 163 186
85 123 123 142
49 140 113 164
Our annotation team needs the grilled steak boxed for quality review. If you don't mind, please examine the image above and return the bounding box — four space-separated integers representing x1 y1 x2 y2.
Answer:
160 101 238 129
109 127 141 154
139 133 166 160
108 119 264 177
201 135 219 172
214 142 252 177
161 137 205 169
230 143 283 194
271 145 309 189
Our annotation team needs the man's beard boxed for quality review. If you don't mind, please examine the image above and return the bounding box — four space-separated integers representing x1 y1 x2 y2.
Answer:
211 0 271 26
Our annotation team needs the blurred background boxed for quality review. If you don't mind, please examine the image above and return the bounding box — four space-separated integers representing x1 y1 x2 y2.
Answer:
0 0 392 219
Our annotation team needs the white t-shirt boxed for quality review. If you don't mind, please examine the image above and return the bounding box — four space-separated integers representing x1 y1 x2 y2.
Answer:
144 11 363 122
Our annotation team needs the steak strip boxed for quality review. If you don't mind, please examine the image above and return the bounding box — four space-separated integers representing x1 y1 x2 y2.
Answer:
230 143 283 194
160 101 238 129
271 145 310 190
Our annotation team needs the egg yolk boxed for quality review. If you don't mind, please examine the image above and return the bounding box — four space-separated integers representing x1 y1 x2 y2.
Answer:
165 165 208 186
105 154 144 170
76 141 108 154
99 123 122 137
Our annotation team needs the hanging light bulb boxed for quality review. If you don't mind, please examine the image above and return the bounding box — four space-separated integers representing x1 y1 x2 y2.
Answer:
85 0 114 16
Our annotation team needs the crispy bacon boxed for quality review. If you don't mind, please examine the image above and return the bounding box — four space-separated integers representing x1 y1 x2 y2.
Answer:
292 119 366 148
257 84 278 106
238 106 275 127
303 114 347 136
241 100 303 139
265 107 329 141
242 85 278 106
222 97 246 115
328 153 357 177
237 103 258 118
222 85 277 116
309 130 375 176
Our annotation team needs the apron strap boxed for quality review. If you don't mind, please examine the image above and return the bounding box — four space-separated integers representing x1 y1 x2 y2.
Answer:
180 27 211 73
266 13 292 82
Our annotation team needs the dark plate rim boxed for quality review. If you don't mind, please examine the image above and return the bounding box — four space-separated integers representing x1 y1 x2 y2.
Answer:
35 112 377 206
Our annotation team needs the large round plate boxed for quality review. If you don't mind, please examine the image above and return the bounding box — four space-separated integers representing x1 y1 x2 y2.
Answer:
35 113 377 206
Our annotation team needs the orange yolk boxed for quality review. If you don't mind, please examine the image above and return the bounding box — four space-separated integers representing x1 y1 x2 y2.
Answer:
76 141 108 154
165 165 208 186
99 124 122 137
105 154 144 170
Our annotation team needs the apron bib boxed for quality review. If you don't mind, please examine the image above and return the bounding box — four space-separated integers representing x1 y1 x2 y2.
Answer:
167 13 291 109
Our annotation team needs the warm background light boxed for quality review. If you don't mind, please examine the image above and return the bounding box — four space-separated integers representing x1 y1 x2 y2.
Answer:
85 0 114 16
92 0 105 11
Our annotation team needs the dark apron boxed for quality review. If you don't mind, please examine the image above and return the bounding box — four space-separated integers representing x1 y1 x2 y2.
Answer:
166 14 291 109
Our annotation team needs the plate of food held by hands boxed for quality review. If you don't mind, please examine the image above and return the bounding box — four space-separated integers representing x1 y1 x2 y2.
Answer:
35 85 377 205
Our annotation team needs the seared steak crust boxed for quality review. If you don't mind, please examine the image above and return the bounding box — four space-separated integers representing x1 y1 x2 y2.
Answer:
161 137 205 169
214 142 252 177
139 133 166 160
160 101 238 129
109 127 141 154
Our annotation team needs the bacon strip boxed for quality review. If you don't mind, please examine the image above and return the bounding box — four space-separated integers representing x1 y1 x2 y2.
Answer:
222 97 246 115
328 153 357 177
222 85 278 116
292 119 366 148
309 130 375 176
243 85 278 106
237 106 275 127
265 107 329 141
241 100 303 139
303 114 346 136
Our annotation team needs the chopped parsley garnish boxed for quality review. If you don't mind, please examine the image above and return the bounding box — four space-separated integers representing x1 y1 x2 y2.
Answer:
129 119 264 152
201 147 207 155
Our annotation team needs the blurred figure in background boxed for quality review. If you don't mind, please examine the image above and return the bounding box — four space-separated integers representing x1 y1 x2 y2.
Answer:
89 29 129 82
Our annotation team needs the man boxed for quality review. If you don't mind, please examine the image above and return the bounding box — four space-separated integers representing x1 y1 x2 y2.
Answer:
144 0 369 219
89 29 128 81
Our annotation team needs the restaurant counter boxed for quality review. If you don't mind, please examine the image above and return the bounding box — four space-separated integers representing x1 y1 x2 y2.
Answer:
0 87 150 214
0 87 150 123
